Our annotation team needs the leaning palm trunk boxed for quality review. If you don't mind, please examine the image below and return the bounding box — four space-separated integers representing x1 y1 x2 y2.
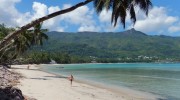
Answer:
0 0 93 50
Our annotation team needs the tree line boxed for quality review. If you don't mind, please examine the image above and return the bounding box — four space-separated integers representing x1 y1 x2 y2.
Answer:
20 51 161 64
0 0 152 65
0 0 152 53
0 23 48 65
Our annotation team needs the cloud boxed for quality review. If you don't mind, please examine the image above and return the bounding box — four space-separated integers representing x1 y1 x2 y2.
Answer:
62 4 92 25
0 1 101 32
133 7 179 35
168 24 180 33
99 10 112 23
21 2 65 31
56 27 64 32
43 6 63 31
98 9 120 32
0 1 47 27
32 2 48 19
60 4 101 32
0 0 23 26
78 25 100 32
1 1 180 35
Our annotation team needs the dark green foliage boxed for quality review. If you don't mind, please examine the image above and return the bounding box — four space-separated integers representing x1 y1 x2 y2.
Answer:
23 29 180 63
94 0 152 28
0 23 48 65
22 51 91 64
25 51 50 64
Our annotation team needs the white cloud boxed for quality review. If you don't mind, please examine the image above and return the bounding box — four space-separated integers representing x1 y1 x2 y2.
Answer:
99 10 112 23
78 25 100 32
0 1 47 27
2 1 180 35
0 0 24 26
61 5 94 26
43 6 62 31
32 2 48 19
27 2 65 31
0 1 100 32
60 4 100 32
0 1 61 31
98 9 120 32
56 27 64 32
133 7 179 34
168 24 180 33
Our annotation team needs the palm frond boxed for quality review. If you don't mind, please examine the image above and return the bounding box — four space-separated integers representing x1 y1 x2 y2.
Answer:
94 0 104 14
129 4 136 24
134 0 152 15
94 0 152 28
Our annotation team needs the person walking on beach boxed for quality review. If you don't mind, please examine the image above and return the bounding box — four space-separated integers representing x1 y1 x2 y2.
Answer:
68 75 74 86
27 64 30 70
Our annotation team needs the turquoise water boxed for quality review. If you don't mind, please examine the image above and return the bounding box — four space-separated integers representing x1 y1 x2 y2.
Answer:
41 63 180 100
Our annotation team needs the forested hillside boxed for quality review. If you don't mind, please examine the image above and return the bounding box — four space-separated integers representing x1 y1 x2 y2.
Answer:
24 28 180 63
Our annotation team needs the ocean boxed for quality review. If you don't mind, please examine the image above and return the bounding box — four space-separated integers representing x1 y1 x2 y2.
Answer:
41 63 180 100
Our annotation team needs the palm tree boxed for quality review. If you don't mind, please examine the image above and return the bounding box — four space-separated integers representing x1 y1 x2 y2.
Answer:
0 24 15 40
0 24 17 64
13 23 48 56
0 0 152 50
0 24 48 65
30 23 48 46
94 0 152 28
13 30 31 55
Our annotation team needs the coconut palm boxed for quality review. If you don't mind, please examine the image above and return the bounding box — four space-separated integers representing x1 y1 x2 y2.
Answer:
30 23 48 46
0 29 30 64
0 24 15 40
0 24 17 64
13 30 31 55
94 0 152 27
0 0 152 50
13 23 48 56
0 24 48 65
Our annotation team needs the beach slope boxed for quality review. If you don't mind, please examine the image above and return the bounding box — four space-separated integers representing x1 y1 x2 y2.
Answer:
12 65 164 100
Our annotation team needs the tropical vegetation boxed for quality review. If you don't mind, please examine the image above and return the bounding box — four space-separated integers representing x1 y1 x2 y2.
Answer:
0 0 152 51
21 29 180 64
0 23 48 65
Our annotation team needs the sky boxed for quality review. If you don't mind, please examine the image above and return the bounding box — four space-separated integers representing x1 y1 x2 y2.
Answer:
0 0 180 36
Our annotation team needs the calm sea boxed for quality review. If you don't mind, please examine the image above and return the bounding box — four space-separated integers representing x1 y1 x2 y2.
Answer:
41 63 180 100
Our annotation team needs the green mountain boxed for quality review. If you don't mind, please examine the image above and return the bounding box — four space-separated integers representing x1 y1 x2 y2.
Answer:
27 28 180 63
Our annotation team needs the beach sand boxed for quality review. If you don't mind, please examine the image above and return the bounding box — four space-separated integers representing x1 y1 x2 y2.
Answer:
12 65 165 100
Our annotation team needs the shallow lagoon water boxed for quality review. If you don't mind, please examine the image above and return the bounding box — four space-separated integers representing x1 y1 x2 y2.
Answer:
41 63 180 100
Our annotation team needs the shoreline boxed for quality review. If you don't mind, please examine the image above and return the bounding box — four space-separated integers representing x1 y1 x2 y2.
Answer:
41 62 180 65
40 64 166 100
12 64 166 100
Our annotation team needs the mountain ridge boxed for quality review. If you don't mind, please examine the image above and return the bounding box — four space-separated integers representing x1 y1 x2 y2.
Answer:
31 28 180 61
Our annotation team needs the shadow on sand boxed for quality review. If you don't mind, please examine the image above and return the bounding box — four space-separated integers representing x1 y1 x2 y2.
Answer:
11 67 39 71
44 75 67 79
30 78 48 80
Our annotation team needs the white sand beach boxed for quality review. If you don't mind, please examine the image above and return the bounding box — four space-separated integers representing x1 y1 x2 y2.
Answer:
12 65 165 100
